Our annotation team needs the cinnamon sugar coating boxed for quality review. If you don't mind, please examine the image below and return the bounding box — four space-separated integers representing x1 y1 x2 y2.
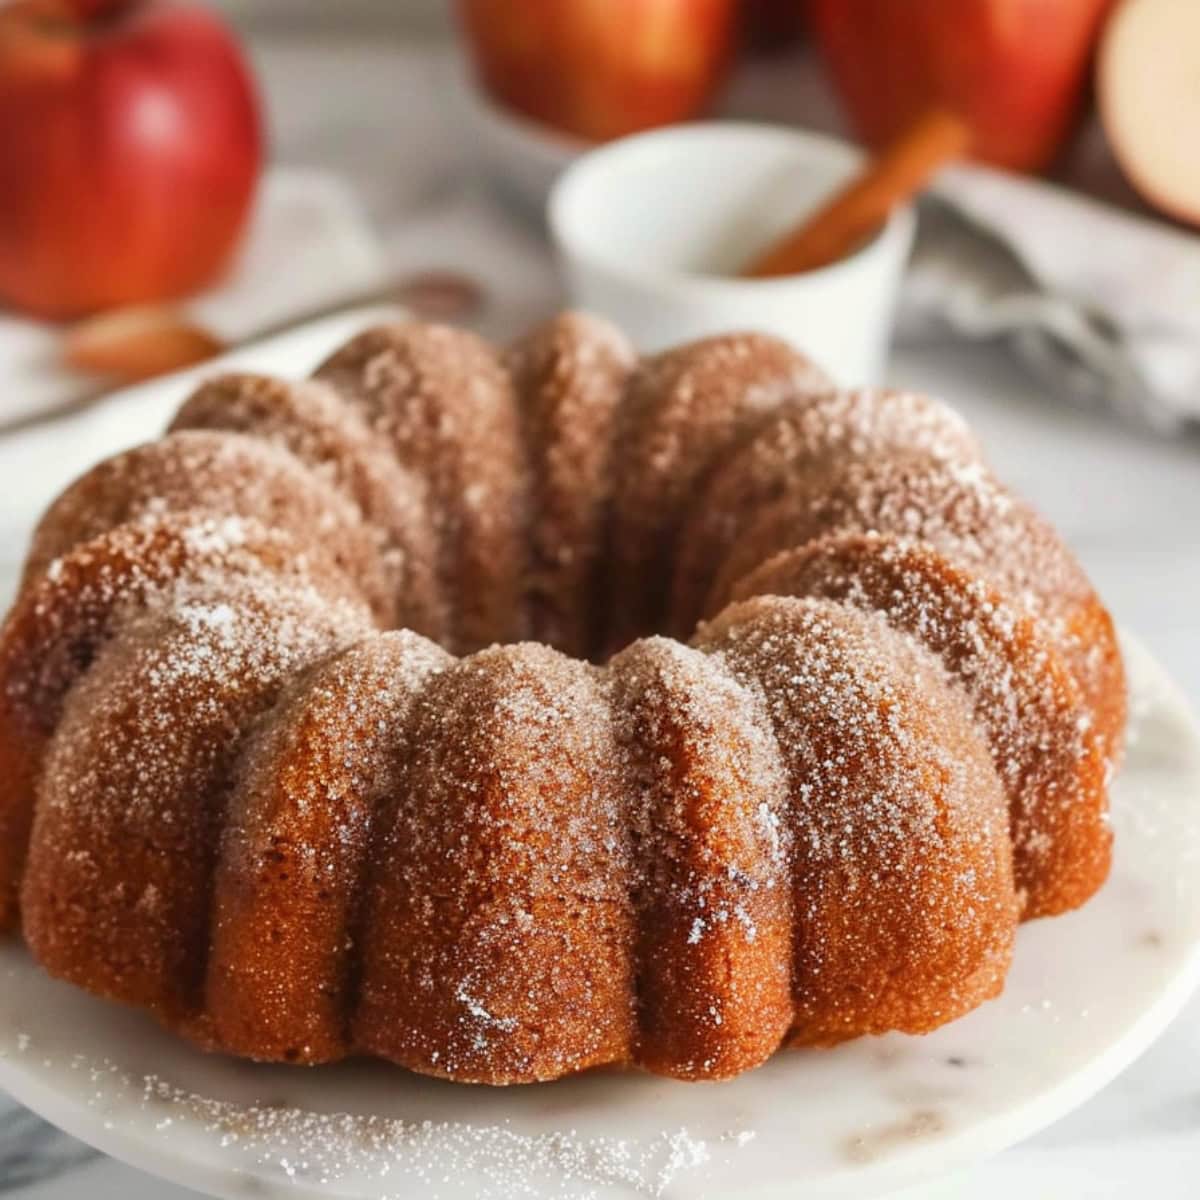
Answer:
355 644 634 1083
695 597 1018 1044
671 387 980 635
608 638 792 1078
172 374 447 642
705 451 1126 766
731 534 1110 917
315 323 528 653
20 577 372 1028
0 313 1125 1084
506 312 635 656
208 631 452 1063
24 430 395 625
605 332 830 652
0 514 365 933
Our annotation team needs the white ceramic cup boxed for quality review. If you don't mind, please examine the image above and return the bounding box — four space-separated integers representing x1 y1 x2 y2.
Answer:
548 122 916 385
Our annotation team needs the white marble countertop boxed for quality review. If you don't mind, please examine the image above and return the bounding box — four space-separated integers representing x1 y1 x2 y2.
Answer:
1 27 1198 1200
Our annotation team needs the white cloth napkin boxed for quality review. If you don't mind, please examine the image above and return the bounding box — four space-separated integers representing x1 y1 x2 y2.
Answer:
903 166 1200 433
0 168 383 429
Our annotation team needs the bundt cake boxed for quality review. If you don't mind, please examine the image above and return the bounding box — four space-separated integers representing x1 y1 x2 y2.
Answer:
0 311 1125 1085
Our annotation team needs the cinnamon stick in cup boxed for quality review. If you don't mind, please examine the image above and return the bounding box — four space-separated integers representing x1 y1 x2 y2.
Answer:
742 109 970 277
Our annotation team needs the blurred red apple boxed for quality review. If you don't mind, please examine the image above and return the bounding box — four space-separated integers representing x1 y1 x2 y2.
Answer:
457 0 738 142
742 0 805 53
0 0 262 320
808 0 1113 172
1099 0 1200 225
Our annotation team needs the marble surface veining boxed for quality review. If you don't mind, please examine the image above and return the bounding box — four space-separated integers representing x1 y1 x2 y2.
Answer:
1 28 1198 1200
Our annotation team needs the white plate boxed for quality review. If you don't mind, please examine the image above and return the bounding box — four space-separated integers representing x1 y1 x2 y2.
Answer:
0 321 1198 1200
0 633 1196 1200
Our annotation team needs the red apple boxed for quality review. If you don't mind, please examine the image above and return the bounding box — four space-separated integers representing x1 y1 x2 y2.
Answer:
0 0 262 320
1099 0 1200 225
457 0 738 142
743 0 805 53
808 0 1113 172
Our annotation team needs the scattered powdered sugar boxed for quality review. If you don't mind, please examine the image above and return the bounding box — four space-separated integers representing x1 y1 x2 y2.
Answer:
180 514 251 557
1 512 373 739
455 985 520 1035
136 1084 713 1200
12 1037 736 1200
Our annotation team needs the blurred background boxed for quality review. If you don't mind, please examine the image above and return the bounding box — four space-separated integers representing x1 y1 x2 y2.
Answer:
0 2 1198 1198
4 0 1197 416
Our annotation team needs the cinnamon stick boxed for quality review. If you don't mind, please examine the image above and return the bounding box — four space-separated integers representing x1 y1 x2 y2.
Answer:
63 306 224 383
742 109 970 278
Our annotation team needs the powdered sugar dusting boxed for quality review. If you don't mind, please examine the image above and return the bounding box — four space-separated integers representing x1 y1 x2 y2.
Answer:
2 513 372 735
607 332 831 649
171 373 447 642
137 1083 713 1200
697 595 1018 1042
672 387 980 633
730 532 1111 918
10 1037 730 1199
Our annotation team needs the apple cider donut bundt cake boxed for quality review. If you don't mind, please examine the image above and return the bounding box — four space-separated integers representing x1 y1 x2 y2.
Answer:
0 311 1125 1084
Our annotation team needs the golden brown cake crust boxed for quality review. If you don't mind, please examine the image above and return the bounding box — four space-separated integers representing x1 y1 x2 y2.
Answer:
354 644 635 1083
23 430 396 626
604 332 830 653
731 533 1111 918
506 312 635 657
171 373 448 642
314 323 529 653
0 313 1125 1085
695 597 1018 1044
609 638 792 1079
0 514 366 933
20 577 371 1027
207 630 452 1064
